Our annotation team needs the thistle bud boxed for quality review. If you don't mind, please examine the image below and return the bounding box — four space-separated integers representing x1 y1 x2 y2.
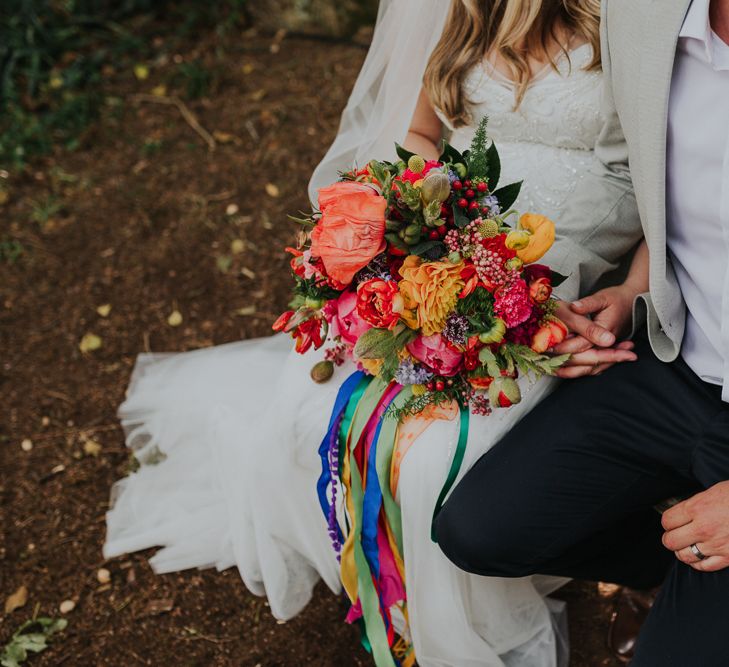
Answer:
310 360 335 384
407 155 426 174
478 219 500 238
488 376 521 408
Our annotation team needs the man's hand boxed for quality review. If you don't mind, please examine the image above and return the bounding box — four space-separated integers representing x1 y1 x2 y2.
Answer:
662 482 729 572
552 284 639 379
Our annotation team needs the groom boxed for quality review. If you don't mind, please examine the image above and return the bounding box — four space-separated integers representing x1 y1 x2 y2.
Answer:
436 0 729 664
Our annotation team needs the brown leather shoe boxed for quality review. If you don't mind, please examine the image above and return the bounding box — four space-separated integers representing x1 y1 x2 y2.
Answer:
607 587 658 663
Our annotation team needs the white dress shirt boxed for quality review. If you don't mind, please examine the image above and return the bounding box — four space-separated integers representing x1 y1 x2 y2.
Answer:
666 0 729 401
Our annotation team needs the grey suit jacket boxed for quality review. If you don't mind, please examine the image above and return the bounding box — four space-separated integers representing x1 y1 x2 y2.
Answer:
546 0 692 362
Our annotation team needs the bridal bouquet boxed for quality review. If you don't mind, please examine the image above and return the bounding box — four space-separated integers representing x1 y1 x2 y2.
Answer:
274 119 569 417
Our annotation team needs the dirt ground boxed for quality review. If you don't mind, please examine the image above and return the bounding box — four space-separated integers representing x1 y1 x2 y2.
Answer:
1 25 622 667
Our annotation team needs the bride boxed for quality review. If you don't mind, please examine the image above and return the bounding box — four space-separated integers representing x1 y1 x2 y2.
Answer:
104 1 641 665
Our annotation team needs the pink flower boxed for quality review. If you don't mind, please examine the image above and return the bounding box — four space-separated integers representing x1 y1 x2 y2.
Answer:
331 291 371 346
407 334 463 377
399 160 443 185
494 279 533 328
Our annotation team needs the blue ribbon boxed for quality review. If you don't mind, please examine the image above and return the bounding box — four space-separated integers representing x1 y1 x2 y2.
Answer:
317 371 366 543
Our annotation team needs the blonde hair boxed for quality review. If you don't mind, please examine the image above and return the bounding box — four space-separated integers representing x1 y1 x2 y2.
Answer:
424 0 601 126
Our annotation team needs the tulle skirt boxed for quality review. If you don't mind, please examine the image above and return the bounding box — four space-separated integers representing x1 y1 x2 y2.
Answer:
104 334 569 667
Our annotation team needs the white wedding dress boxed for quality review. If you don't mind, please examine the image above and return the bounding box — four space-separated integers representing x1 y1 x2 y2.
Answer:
104 45 603 667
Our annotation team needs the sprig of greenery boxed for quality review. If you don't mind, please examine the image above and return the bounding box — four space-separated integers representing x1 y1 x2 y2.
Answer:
501 343 569 377
467 116 490 179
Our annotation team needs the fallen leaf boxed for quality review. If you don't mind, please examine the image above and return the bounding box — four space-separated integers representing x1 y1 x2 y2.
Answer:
234 306 257 316
142 598 174 616
79 333 102 353
134 64 150 80
97 568 111 585
83 439 102 457
96 304 112 318
5 586 28 614
241 267 256 279
167 310 183 327
230 239 245 254
241 63 255 75
59 599 76 614
216 255 232 274
0 189 9 206
151 84 167 97
21 439 33 452
225 203 239 216
213 131 235 144
265 183 280 198
250 89 267 102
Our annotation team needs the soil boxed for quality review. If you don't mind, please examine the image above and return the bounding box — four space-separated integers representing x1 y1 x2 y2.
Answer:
0 25 622 667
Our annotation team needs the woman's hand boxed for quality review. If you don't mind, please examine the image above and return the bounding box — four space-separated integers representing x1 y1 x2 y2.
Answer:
551 283 641 378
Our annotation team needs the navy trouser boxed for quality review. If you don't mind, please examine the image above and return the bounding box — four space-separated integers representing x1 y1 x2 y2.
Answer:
435 337 729 666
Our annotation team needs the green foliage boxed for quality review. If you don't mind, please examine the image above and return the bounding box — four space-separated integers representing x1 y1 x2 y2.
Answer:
456 287 496 335
466 116 490 180
175 59 212 100
1 617 67 667
0 0 250 170
501 343 569 377
0 237 25 264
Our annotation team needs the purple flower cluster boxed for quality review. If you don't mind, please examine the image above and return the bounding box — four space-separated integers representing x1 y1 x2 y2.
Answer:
481 194 501 216
443 314 469 346
394 358 433 386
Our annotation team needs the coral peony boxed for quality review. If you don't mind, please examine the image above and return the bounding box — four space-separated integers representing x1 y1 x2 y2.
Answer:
310 182 387 285
407 334 463 377
356 279 404 330
399 255 465 336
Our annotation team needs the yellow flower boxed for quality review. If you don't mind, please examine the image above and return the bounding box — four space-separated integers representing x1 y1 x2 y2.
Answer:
398 255 465 336
360 358 384 376
516 213 556 264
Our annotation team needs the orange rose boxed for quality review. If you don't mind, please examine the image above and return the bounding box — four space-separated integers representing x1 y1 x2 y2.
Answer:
356 279 404 330
398 256 464 336
310 182 387 285
529 277 552 304
531 317 568 353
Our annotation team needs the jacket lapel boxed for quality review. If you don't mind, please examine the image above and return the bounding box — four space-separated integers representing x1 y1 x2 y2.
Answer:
637 0 692 312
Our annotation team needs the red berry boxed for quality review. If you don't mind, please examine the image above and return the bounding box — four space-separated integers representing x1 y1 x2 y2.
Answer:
469 200 480 211
464 179 472 188
465 189 476 199
477 182 488 193
429 230 440 240
481 206 490 214
437 225 447 236
426 381 434 391
435 380 446 392
440 204 449 216
421 226 429 234
457 198 469 209
452 180 463 191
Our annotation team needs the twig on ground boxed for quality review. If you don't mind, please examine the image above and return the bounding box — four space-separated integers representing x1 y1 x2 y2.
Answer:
131 94 217 151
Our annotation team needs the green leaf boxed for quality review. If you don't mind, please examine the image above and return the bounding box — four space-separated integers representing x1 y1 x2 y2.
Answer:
438 140 465 166
354 328 394 359
395 143 417 163
408 240 442 257
453 204 471 229
478 347 501 378
551 270 569 287
492 181 522 211
485 141 500 189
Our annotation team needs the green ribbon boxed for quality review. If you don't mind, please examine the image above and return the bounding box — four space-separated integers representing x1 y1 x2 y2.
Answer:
430 404 470 542
345 378 397 667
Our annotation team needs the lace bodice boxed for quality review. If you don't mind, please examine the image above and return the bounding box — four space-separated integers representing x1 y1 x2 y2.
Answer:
439 45 603 220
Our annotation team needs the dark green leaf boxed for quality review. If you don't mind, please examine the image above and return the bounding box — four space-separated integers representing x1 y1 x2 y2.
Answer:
492 181 523 211
453 205 471 229
438 140 464 166
551 271 569 287
485 141 500 189
385 232 409 252
395 143 417 163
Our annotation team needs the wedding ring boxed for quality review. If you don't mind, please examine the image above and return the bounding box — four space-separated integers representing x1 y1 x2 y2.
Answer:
690 543 707 561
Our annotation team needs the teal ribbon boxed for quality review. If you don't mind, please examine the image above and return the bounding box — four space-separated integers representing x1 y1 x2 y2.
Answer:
430 404 470 542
